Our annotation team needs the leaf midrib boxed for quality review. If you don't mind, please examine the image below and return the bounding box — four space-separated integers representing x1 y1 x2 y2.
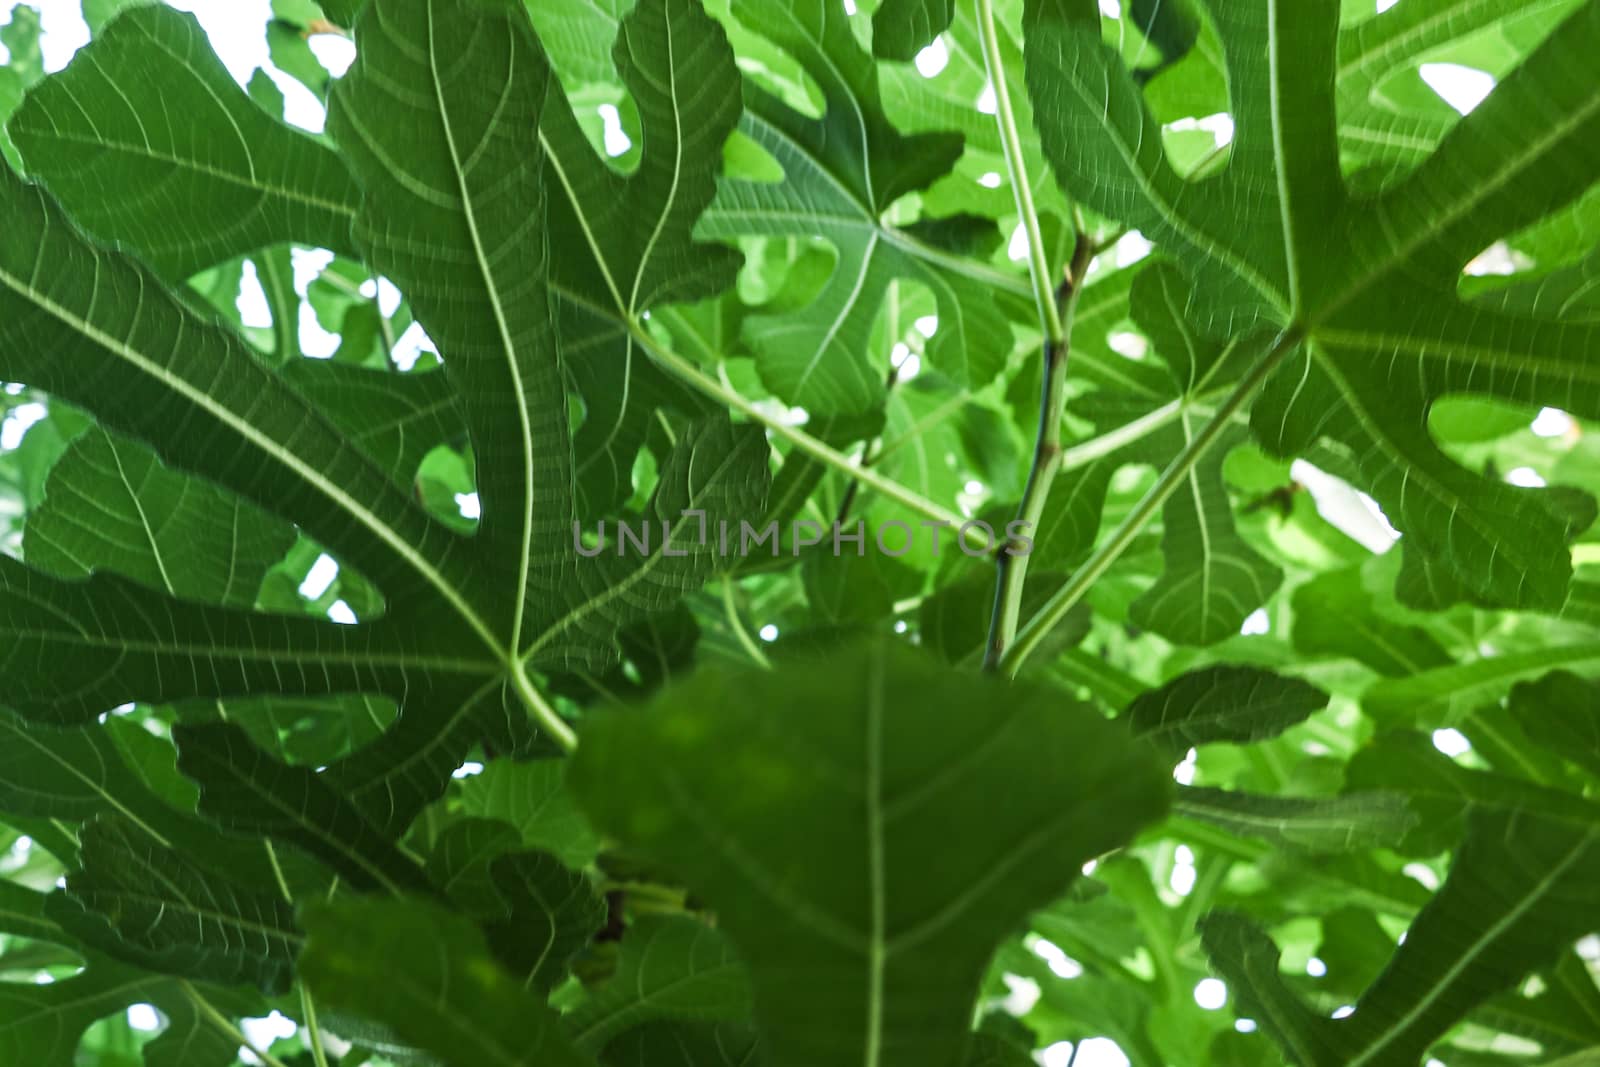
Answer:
0 259 500 661
1344 827 1600 1067
420 0 542 658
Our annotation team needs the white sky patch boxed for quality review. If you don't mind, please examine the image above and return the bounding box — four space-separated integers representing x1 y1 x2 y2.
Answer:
298 301 342 358
299 553 340 600
1419 62 1496 115
455 492 482 520
1377 0 1402 11
1332 1005 1356 1020
597 103 632 157
1431 727 1472 758
308 32 356 77
1030 937 1084 979
1194 978 1228 1010
1112 230 1154 268
327 599 357 625
1055 1039 1130 1067
237 261 273 329
1001 973 1041 1015
391 321 440 371
1 0 89 73
1240 607 1270 635
1306 957 1328 977
451 761 484 779
163 2 330 130
1403 861 1440 890
1042 1043 1076 1067
1173 747 1197 785
360 277 403 317
1109 331 1148 360
1099 0 1122 16
914 315 938 339
976 82 997 115
759 624 779 642
1 402 48 450
240 1012 298 1054
1169 857 1196 896
1506 466 1546 488
893 342 922 382
1235 1019 1258 1033
1532 407 1573 438
291 248 337 296
1007 222 1030 262
167 0 272 82
1464 240 1520 276
127 1004 163 1032
1290 459 1402 554
271 72 328 132
841 0 856 13
1201 112 1235 147
914 36 948 78
1166 112 1235 150
978 171 1002 189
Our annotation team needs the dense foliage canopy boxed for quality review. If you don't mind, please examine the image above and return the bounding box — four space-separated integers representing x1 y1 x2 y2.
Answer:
1 0 1598 1064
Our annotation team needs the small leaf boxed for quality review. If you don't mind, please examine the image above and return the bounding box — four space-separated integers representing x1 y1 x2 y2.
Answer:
569 916 753 1053
1363 643 1600 727
1198 911 1339 1067
174 721 434 895
457 759 601 870
25 426 294 607
1509 670 1600 778
1176 786 1417 853
55 814 301 994
699 0 1018 412
1125 665 1329 757
482 849 606 992
8 4 359 276
1291 566 1451 677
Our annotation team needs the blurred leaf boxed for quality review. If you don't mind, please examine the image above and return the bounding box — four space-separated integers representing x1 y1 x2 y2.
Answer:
570 637 1170 1066
301 895 591 1067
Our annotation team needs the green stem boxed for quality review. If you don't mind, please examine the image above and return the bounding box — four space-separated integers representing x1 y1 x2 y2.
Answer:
983 234 1093 671
1058 397 1186 470
181 982 294 1067
299 983 332 1067
511 660 577 752
1000 329 1302 675
262 840 293 904
721 577 772 669
975 0 1080 670
975 0 1064 345
628 322 991 549
257 252 299 364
